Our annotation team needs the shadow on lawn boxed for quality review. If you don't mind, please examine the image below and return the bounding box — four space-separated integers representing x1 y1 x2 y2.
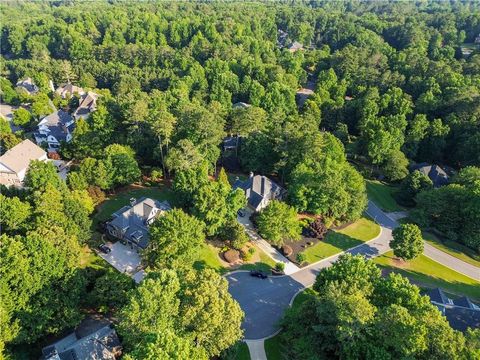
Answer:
377 258 480 301
305 232 364 263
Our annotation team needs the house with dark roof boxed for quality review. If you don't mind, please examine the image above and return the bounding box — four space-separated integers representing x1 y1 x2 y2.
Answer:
106 197 171 250
16 77 39 95
223 136 241 151
73 91 99 120
42 325 121 360
55 83 86 99
35 110 75 151
232 102 251 109
427 288 480 332
233 173 285 212
410 163 449 187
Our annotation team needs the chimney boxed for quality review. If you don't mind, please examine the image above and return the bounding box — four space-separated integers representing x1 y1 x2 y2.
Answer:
249 172 254 178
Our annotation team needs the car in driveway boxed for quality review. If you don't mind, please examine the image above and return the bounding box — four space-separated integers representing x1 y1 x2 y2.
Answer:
98 244 111 254
237 209 246 217
250 270 268 279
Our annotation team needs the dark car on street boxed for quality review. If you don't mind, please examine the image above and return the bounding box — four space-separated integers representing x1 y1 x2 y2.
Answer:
250 270 268 279
98 244 111 254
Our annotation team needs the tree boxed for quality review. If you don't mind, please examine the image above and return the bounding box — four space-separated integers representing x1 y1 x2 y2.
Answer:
381 149 409 181
24 160 64 193
165 139 204 173
0 195 31 234
89 269 135 312
104 144 141 187
12 108 31 127
391 224 424 260
397 170 433 206
256 200 301 246
228 105 267 136
145 209 205 269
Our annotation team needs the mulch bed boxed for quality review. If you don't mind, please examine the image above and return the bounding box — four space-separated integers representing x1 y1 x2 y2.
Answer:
274 234 324 266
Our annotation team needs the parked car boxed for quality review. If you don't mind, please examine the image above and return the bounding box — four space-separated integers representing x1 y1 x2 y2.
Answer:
237 209 246 217
98 244 111 254
250 270 268 279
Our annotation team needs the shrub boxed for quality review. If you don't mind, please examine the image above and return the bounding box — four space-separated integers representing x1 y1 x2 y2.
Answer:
296 252 306 265
87 185 106 205
309 218 328 239
275 262 285 272
150 168 163 183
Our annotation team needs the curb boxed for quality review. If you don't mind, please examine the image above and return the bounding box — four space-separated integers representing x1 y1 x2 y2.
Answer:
422 251 480 283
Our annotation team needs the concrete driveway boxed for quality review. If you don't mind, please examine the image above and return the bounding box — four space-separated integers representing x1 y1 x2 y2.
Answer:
98 242 142 275
226 271 304 340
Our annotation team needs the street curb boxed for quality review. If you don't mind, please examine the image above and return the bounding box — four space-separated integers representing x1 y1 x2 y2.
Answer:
422 251 480 282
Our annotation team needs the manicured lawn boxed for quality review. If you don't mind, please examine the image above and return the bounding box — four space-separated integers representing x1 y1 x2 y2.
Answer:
235 342 251 360
92 185 176 227
374 252 480 301
303 217 380 264
79 245 108 270
424 232 480 268
366 180 403 212
193 243 227 274
238 245 277 273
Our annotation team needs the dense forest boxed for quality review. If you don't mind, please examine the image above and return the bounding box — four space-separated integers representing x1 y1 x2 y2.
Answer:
1 1 480 359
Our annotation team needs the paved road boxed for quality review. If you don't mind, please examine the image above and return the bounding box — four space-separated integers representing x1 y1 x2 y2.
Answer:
227 200 479 340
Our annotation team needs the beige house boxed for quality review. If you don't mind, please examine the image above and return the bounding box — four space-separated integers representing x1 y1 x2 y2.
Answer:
0 139 47 187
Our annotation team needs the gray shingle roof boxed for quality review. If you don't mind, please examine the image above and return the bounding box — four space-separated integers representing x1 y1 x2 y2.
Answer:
411 163 449 187
38 110 73 142
233 174 285 211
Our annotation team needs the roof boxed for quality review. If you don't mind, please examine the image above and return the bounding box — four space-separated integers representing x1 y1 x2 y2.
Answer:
232 102 251 109
16 77 38 94
288 41 303 51
43 325 121 360
453 297 480 310
233 174 285 210
55 83 85 98
411 163 449 187
0 139 46 174
444 306 480 332
427 288 453 305
74 92 99 117
108 197 171 249
223 136 240 148
39 110 74 142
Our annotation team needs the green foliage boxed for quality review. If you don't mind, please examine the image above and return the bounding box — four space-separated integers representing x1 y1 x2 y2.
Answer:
145 209 206 269
397 170 433 207
119 269 243 359
296 252 306 265
0 195 31 234
88 269 135 312
391 224 424 260
24 160 64 193
257 200 301 246
221 220 249 250
282 255 474 359
381 149 409 181
12 108 31 127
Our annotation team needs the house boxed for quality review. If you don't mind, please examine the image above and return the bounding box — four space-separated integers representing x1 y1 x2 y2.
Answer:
0 139 47 187
55 83 86 99
288 41 304 53
410 163 449 187
16 77 39 95
223 136 241 152
427 288 480 332
106 197 171 250
232 102 251 109
233 173 285 212
42 325 121 360
73 91 99 120
35 110 75 151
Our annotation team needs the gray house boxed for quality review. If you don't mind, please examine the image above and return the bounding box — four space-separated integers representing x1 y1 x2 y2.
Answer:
233 173 285 212
106 197 171 250
16 77 39 95
428 288 480 332
73 91 99 120
42 325 121 360
35 110 75 151
410 163 449 187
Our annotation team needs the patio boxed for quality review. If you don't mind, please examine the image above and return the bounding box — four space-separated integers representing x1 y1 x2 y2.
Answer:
97 241 145 282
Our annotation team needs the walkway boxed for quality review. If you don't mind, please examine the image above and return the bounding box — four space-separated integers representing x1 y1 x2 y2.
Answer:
237 209 300 275
228 200 479 342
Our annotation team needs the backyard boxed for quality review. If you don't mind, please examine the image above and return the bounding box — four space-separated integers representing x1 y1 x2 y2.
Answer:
374 251 480 301
302 217 380 264
366 180 403 212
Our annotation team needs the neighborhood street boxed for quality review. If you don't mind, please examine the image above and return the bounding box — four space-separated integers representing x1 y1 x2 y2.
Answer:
227 200 479 340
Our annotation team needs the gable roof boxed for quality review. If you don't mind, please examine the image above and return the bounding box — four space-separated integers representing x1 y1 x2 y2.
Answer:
411 163 449 187
288 41 303 51
444 306 480 332
42 325 120 360
453 296 480 310
233 174 285 210
427 288 453 305
0 139 46 174
16 77 39 94
38 110 74 142
55 83 85 98
74 91 99 117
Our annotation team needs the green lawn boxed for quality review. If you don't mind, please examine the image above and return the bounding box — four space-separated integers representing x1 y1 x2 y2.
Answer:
366 180 403 212
92 185 176 227
374 252 480 301
303 217 380 264
424 232 480 268
235 342 251 360
238 246 277 273
193 243 227 274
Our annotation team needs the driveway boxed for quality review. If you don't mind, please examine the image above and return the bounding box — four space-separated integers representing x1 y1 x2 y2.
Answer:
97 242 144 282
226 271 304 339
